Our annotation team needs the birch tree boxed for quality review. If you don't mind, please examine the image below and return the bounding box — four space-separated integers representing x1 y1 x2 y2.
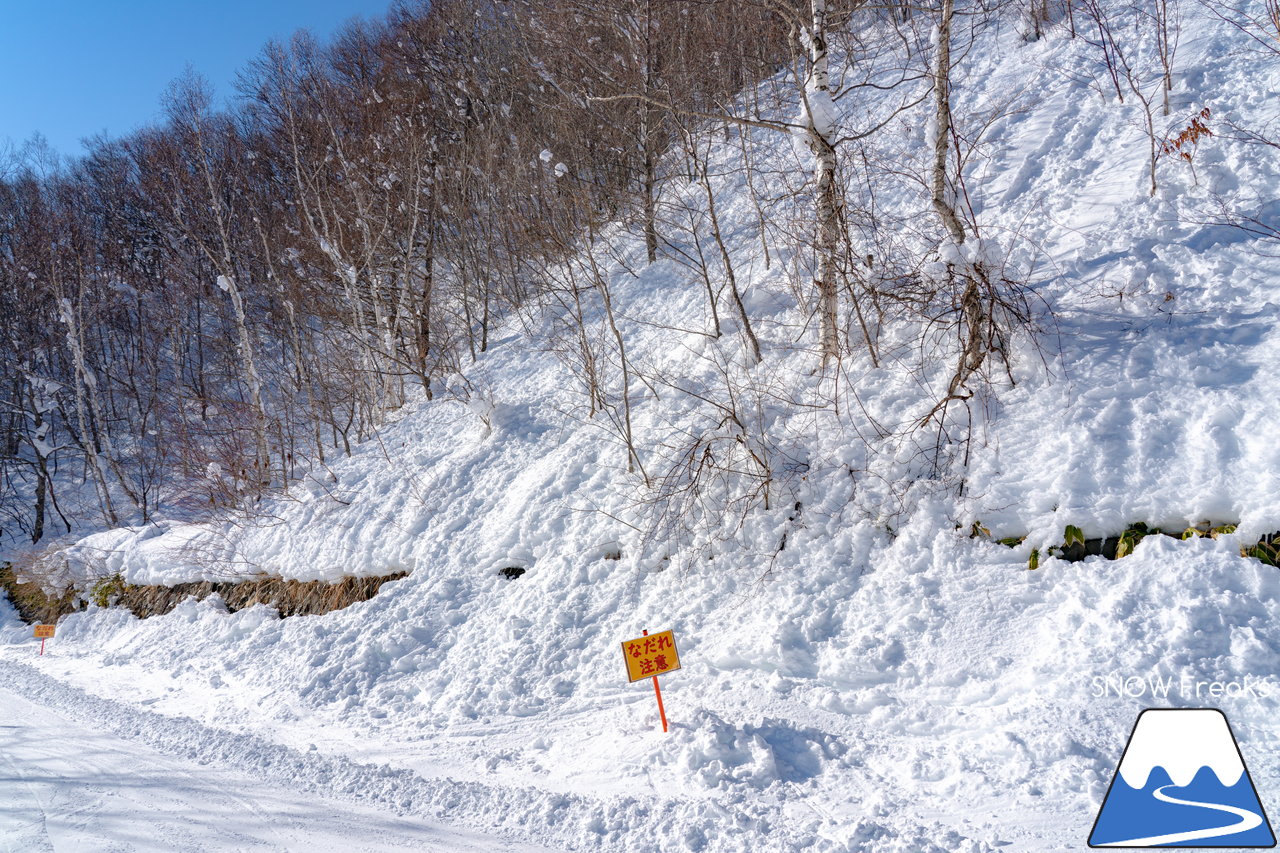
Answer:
164 76 271 487
796 0 843 364
929 0 989 409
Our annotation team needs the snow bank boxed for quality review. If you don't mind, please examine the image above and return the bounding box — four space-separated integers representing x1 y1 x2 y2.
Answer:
0 589 27 645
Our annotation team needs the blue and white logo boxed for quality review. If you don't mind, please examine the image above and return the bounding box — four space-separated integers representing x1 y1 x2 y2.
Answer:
1090 708 1275 848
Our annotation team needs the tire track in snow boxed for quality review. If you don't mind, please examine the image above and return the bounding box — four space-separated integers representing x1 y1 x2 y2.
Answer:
0 681 541 852
0 659 802 853
0 735 56 852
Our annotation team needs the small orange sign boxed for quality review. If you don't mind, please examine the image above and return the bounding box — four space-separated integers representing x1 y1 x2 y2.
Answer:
33 625 55 639
621 629 681 682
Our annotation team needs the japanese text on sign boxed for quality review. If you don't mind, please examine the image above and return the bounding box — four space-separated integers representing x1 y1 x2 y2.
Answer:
33 625 55 639
621 629 681 682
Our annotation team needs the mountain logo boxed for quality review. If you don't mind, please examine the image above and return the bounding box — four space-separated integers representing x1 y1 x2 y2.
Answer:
1089 708 1276 848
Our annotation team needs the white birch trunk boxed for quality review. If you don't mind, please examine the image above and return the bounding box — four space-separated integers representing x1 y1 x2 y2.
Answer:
932 0 967 247
58 298 119 525
804 0 841 365
217 273 270 481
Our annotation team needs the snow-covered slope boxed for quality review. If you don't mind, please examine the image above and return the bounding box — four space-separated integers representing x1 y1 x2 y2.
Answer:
957 14 1280 545
5 5 1280 851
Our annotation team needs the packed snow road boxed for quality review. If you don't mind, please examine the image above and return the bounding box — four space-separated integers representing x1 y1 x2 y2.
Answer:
0 665 555 852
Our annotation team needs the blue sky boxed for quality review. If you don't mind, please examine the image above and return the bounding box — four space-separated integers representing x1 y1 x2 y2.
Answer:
1 0 394 159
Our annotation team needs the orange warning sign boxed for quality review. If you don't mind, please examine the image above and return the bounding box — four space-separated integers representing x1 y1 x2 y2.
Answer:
33 625 55 639
621 629 681 683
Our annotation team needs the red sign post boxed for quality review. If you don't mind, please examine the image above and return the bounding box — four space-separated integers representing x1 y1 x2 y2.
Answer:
620 628 682 733
33 624 55 655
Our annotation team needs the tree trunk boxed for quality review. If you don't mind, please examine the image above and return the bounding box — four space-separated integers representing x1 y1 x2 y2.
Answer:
813 137 841 365
806 0 841 366
932 0 967 247
640 0 660 264
218 272 271 484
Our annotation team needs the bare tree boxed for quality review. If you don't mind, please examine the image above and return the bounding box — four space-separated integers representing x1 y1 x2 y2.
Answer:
164 75 271 487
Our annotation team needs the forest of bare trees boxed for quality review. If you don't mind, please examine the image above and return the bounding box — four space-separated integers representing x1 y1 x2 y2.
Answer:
0 0 802 544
